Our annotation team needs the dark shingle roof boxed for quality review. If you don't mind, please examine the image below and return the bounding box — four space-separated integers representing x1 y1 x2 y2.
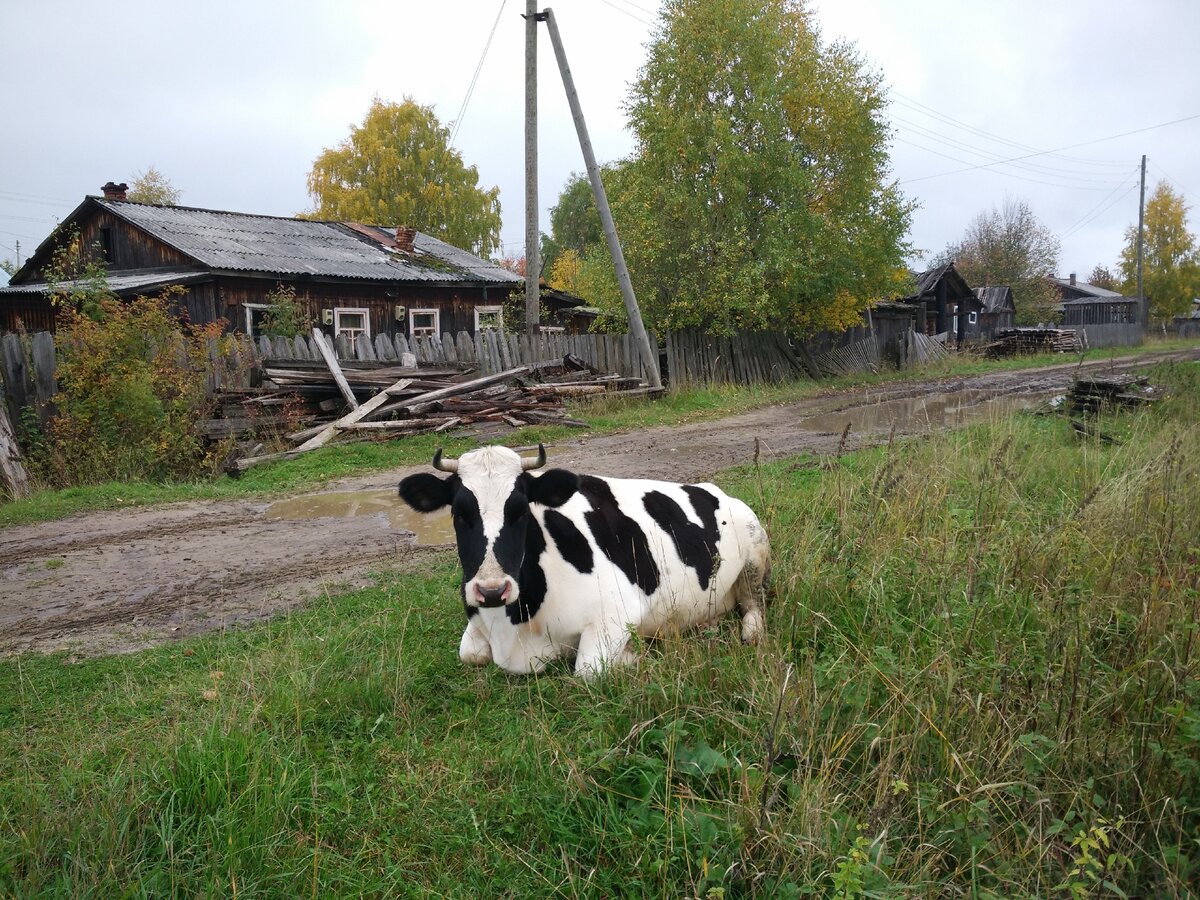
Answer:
1050 277 1122 298
95 200 520 285
974 286 1014 313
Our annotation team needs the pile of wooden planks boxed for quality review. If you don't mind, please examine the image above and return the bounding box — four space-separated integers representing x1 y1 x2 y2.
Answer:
985 328 1082 357
223 331 657 473
1067 374 1157 415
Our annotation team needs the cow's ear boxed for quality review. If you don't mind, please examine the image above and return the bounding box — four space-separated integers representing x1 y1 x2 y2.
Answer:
399 473 457 512
524 468 579 508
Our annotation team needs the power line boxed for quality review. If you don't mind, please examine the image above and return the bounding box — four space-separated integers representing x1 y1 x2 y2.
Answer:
0 213 56 223
448 0 508 148
1147 158 1200 207
894 137 1134 192
596 0 654 26
1061 177 1140 240
0 188 74 203
606 0 659 20
891 92 1130 168
899 112 1200 185
891 116 1128 186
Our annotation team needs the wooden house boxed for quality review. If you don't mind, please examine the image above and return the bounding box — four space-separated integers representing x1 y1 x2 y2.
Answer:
973 286 1016 339
0 184 521 345
901 262 984 344
1052 274 1145 347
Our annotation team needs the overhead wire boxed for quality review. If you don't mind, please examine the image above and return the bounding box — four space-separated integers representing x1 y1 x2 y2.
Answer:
899 112 1200 185
448 0 508 149
605 0 659 21
891 115 1129 186
1060 172 1141 240
894 137 1134 192
891 92 1130 168
1147 158 1200 207
596 0 654 27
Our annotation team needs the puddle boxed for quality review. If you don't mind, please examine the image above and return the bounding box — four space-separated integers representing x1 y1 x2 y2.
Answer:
264 490 454 545
797 390 1053 433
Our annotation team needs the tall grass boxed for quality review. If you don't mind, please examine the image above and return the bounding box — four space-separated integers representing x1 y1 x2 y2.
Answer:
1 363 1197 896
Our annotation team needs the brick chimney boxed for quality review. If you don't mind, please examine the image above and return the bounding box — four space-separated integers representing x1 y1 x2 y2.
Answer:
102 181 128 201
1069 272 1076 286
395 226 417 253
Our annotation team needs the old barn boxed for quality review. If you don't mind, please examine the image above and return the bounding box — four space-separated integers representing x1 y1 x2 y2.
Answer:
0 184 521 343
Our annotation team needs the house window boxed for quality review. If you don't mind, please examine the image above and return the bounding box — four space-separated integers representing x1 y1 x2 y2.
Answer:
952 315 958 333
409 308 440 337
244 303 271 339
968 311 978 325
475 305 504 332
334 307 371 350
99 227 115 265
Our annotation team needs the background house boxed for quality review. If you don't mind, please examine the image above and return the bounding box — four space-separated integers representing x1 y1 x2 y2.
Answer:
901 262 984 343
973 285 1016 338
0 184 521 344
1051 274 1144 347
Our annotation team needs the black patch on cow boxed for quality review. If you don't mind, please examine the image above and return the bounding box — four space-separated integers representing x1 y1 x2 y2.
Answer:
399 473 460 512
522 468 580 508
462 584 478 620
507 516 547 624
490 491 532 581
450 488 486 581
643 486 722 590
544 508 593 574
578 476 660 595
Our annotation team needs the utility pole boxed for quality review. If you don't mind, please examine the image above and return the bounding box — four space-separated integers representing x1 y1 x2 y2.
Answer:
13 241 19 268
1136 153 1147 325
523 0 543 335
542 8 662 388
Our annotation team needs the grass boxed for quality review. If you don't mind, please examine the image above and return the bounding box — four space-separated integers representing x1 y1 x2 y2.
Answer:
4 336 1197 529
2 361 1197 896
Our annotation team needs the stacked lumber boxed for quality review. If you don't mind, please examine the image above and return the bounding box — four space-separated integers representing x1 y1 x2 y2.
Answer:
1067 374 1157 415
985 328 1082 357
225 342 657 473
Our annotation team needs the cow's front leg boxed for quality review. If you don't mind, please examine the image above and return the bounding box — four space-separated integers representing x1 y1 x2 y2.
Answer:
459 613 492 666
574 621 635 678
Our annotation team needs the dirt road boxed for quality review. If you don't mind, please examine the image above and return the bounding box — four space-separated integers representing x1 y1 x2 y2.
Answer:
3 350 1193 656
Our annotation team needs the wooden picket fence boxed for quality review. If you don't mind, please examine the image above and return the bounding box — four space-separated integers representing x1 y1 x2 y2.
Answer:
254 328 658 382
2 321 936 424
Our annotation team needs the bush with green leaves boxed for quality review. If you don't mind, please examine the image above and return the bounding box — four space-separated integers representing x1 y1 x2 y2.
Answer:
36 289 226 485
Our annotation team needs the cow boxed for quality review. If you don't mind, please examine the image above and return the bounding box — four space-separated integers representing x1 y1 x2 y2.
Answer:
397 444 770 677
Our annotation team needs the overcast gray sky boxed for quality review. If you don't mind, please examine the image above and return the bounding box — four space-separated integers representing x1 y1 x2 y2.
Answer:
2 0 1197 290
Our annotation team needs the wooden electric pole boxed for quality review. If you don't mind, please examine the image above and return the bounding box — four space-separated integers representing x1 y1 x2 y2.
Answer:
523 0 542 334
1136 153 1147 324
541 8 662 388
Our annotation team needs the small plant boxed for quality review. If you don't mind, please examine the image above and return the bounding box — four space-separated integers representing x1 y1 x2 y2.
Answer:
259 283 310 339
1055 817 1132 898
831 827 872 899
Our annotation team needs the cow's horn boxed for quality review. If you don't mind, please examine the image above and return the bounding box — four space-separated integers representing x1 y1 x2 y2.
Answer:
521 443 547 471
432 448 458 473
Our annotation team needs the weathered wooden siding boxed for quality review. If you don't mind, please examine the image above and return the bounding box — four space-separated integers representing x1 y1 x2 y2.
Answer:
213 276 516 338
0 298 57 334
23 211 192 277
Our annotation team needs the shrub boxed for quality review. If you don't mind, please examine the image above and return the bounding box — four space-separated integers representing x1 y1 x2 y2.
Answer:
38 289 226 485
259 283 310 339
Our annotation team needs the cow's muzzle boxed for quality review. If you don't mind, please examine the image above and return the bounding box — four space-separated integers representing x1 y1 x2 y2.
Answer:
474 580 514 608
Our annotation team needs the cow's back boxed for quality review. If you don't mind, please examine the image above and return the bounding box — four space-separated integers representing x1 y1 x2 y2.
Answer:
537 475 769 638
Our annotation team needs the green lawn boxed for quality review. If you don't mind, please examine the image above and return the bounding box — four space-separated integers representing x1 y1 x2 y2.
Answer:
2 360 1197 896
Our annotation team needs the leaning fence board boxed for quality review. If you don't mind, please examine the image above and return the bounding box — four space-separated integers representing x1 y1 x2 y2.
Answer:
0 373 30 499
310 327 359 410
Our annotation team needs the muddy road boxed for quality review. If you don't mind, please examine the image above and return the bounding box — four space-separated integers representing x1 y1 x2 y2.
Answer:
3 350 1193 656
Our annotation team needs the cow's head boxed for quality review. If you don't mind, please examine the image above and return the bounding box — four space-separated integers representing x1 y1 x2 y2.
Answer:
398 445 579 609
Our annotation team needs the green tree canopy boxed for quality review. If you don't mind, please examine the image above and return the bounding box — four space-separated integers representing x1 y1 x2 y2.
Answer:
305 97 502 256
127 166 182 205
939 197 1061 325
581 0 911 335
1118 181 1200 319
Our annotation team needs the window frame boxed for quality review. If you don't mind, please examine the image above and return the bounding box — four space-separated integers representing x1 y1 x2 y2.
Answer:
244 303 271 339
474 305 504 332
408 307 440 337
334 307 371 349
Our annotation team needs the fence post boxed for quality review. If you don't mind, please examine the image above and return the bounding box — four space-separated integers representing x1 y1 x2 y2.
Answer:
1 333 30 422
30 331 57 424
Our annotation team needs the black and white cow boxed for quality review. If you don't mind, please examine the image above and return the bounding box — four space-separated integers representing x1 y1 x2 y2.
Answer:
398 444 770 677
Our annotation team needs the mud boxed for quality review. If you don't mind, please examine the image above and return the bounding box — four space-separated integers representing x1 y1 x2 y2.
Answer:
2 349 1193 656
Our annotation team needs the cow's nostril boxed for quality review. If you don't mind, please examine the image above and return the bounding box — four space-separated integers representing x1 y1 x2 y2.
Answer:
477 584 508 607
